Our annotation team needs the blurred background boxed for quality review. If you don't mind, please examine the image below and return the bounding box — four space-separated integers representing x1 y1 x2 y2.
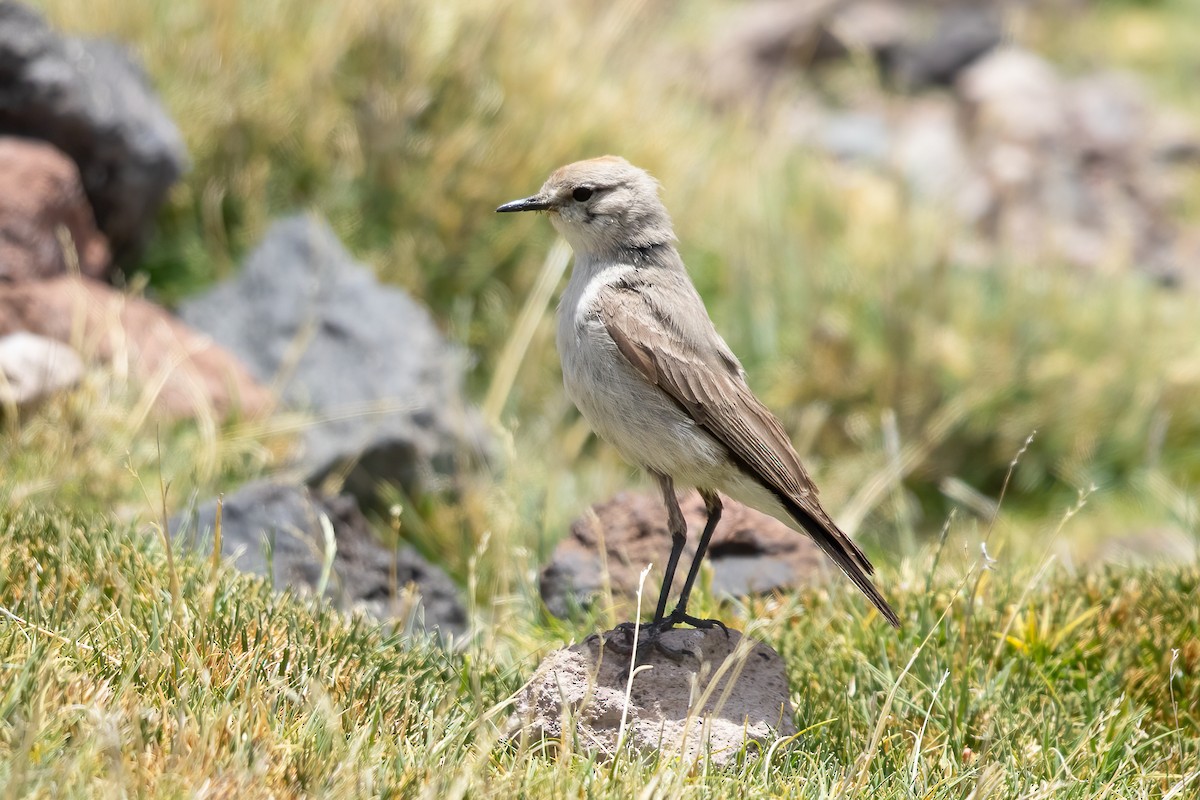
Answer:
4 0 1200 629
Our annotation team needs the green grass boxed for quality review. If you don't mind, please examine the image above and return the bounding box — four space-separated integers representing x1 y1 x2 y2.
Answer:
0 504 1196 798
3 0 1200 795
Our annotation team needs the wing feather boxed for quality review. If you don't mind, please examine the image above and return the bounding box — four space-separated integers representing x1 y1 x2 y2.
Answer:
598 284 899 628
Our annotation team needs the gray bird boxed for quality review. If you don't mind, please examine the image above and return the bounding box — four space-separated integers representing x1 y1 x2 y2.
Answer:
497 156 899 642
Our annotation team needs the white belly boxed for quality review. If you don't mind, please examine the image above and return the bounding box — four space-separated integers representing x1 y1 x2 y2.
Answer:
558 312 732 487
558 323 808 538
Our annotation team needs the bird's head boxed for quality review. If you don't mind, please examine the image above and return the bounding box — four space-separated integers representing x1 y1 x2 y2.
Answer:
496 156 675 255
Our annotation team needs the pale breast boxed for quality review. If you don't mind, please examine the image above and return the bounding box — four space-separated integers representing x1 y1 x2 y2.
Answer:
556 269 731 485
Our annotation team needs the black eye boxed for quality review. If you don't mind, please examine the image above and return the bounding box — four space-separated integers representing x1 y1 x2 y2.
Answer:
572 187 593 202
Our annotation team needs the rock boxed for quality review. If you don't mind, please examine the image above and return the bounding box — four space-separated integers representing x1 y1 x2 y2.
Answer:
0 1 188 261
508 627 795 765
0 331 83 409
179 216 487 504
706 0 847 105
1068 72 1149 159
829 0 910 54
816 111 892 165
878 5 1002 90
708 1 998 103
0 275 273 419
174 481 466 637
891 98 980 209
953 47 1195 280
958 48 1067 145
541 491 827 619
0 137 110 282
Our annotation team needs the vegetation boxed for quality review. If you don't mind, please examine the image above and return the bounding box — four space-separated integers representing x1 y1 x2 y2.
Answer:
1 505 1196 797
1 0 1198 795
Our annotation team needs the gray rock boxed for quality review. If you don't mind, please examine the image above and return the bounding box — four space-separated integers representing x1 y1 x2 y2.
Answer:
0 1 188 261
507 627 796 765
179 215 487 504
174 481 467 637
0 331 83 409
817 111 892 164
891 98 987 217
879 6 1002 90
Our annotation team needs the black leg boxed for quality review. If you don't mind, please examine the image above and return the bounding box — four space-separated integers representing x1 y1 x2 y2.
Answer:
672 489 722 619
602 488 726 662
652 473 688 622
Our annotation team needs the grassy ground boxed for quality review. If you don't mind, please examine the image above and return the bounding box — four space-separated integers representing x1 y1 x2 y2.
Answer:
0 503 1196 798
3 0 1200 796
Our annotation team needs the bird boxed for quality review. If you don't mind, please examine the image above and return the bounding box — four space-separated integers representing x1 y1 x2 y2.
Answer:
496 156 899 646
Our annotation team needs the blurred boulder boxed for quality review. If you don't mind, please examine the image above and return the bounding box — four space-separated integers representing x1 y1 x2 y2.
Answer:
541 490 827 618
179 215 489 504
0 1 188 262
175 481 467 637
891 97 984 214
0 331 83 410
0 137 110 282
958 48 1067 147
0 275 274 419
817 110 892 165
876 5 1002 90
1068 71 1148 159
708 1 999 104
956 49 1189 281
708 3 1200 283
706 0 849 105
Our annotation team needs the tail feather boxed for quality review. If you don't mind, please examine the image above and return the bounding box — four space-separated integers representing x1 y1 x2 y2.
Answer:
784 497 901 629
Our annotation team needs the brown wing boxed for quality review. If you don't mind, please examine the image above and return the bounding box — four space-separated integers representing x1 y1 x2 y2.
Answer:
597 283 900 628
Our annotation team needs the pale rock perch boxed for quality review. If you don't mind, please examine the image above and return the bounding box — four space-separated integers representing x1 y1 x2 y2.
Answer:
497 156 899 648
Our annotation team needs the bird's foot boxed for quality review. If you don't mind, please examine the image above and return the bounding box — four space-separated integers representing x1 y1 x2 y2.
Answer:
598 609 729 663
663 608 730 637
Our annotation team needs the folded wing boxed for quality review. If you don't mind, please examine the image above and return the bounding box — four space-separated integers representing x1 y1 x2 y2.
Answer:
597 282 900 628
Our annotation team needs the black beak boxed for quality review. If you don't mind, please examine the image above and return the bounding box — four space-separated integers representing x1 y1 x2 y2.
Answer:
496 194 552 213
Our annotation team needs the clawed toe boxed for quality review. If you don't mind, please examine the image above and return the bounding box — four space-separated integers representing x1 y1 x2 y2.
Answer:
597 609 728 664
599 620 691 662
668 611 730 637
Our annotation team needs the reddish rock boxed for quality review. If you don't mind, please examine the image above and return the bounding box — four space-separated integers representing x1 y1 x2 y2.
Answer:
541 490 828 617
0 276 274 420
0 137 110 282
0 3 188 261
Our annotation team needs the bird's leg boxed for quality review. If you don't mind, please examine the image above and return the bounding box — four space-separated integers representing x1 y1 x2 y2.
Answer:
665 489 728 635
652 473 688 623
604 475 695 661
604 489 728 661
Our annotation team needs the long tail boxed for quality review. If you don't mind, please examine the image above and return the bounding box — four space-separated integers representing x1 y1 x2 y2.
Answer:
783 497 901 628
